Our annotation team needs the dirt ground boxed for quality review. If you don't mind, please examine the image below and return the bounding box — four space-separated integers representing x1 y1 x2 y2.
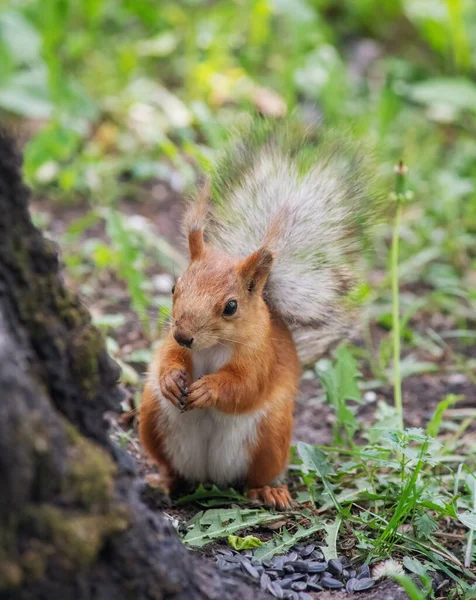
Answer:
32 187 476 600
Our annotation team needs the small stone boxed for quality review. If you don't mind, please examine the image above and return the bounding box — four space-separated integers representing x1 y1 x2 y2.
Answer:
308 561 327 573
328 558 343 577
343 569 350 579
301 544 315 557
321 575 344 589
268 581 284 598
349 569 357 579
354 577 375 591
283 592 298 600
241 560 260 579
291 581 307 592
358 564 371 580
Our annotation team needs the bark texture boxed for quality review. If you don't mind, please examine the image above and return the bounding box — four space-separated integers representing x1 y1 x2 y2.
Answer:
0 133 267 600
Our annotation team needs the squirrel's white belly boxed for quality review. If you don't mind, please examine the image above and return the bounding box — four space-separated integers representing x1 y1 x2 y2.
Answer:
152 346 265 487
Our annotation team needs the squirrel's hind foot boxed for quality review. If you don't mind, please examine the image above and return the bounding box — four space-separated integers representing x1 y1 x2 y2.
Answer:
247 485 294 510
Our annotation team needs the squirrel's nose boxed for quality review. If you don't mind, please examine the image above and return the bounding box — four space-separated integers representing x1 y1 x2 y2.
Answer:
174 332 194 348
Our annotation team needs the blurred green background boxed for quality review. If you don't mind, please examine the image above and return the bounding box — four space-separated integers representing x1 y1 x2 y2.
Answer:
0 0 475 374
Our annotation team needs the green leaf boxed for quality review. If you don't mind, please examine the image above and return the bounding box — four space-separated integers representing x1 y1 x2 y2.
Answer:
426 394 460 437
182 508 279 547
316 345 361 444
414 513 439 540
228 535 263 550
0 66 52 118
177 484 246 506
321 517 342 561
391 574 426 600
253 521 322 561
297 442 341 511
406 78 476 113
459 512 476 531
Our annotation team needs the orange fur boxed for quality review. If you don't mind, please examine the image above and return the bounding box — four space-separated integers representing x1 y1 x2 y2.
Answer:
139 214 301 508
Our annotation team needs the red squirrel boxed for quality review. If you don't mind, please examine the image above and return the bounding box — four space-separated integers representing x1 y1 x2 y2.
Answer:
140 119 375 509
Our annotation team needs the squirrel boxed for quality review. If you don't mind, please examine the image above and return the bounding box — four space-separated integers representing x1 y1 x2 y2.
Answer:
140 119 375 509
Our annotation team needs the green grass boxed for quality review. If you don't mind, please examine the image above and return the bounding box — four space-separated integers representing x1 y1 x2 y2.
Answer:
2 0 476 596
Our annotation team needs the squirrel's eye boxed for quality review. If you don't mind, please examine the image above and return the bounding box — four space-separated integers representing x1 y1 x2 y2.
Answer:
171 284 176 294
223 300 238 316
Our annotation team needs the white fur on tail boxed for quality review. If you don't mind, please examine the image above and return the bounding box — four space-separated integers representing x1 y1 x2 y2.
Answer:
207 145 370 362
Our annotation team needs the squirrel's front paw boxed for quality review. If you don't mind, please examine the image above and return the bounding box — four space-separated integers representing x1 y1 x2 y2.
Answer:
159 369 189 409
183 376 218 411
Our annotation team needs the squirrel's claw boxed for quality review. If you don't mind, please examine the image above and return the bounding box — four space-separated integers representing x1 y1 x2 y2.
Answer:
183 376 218 411
247 485 294 511
160 369 189 409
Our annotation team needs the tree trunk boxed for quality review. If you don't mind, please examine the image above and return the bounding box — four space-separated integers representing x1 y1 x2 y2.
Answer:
0 132 267 600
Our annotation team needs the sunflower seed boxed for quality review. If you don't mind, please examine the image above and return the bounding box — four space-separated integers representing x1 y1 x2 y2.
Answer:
354 577 375 591
311 550 325 560
278 578 293 589
346 578 358 593
289 561 309 572
272 556 286 569
307 582 324 592
284 565 295 574
301 544 315 557
216 549 233 556
321 575 344 589
241 560 260 579
260 573 271 591
357 564 371 580
268 581 284 598
298 593 313 600
217 558 239 571
266 570 282 581
291 582 307 592
289 573 307 582
328 558 343 577
283 592 298 600
308 561 327 573
285 552 299 563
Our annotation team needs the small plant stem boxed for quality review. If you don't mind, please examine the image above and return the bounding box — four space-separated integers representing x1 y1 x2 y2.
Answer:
464 484 476 567
391 161 407 431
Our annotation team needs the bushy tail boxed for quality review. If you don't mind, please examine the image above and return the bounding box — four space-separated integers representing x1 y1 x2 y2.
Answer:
204 118 378 363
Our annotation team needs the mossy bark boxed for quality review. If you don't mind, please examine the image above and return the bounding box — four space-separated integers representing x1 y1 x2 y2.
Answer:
0 132 267 600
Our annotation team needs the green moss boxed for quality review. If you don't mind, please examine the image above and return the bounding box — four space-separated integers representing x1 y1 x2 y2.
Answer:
70 325 104 397
28 506 128 567
63 421 116 508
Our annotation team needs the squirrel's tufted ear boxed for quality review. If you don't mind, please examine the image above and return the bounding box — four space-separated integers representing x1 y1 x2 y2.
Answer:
239 247 274 294
184 179 210 261
188 227 204 261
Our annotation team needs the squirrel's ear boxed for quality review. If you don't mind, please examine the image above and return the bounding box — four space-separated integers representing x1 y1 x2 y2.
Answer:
239 247 274 293
184 178 210 261
188 227 204 261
